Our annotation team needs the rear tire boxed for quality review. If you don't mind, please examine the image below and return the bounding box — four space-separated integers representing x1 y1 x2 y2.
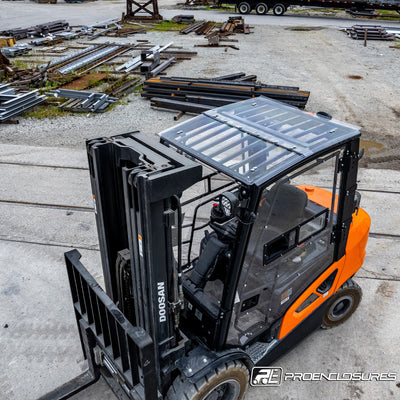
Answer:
238 2 251 14
166 360 249 400
321 278 362 329
273 3 286 15
255 2 269 14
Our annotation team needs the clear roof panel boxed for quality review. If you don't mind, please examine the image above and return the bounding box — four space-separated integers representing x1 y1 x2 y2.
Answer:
159 97 360 185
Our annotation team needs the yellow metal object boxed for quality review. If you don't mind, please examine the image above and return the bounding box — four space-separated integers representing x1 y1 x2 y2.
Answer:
0 37 16 49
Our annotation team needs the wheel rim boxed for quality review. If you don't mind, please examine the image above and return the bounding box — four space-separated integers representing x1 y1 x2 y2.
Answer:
275 5 284 14
257 4 266 13
328 295 354 320
204 379 241 400
239 4 249 13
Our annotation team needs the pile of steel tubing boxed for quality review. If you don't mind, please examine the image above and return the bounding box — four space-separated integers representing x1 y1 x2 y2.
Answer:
47 89 118 112
142 75 310 113
1 20 70 40
41 43 132 74
346 25 394 40
116 42 173 73
1 44 32 57
0 84 46 122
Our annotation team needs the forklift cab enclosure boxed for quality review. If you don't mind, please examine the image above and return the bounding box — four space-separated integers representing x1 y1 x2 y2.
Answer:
53 97 370 400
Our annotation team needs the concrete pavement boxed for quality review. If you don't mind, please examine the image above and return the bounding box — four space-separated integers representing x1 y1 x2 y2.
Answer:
0 143 399 400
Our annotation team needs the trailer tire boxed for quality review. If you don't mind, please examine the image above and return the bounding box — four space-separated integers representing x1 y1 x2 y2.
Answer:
272 3 286 15
238 2 251 14
255 2 269 14
321 279 362 329
166 360 249 400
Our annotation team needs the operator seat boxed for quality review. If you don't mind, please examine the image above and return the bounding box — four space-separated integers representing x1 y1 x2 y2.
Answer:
264 182 308 233
189 231 229 289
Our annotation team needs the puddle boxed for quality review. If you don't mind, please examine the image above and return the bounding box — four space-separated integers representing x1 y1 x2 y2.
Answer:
360 139 386 155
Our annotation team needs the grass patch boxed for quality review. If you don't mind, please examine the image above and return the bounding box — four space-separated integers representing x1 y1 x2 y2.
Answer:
23 104 70 119
150 21 188 31
12 59 30 69
376 11 400 20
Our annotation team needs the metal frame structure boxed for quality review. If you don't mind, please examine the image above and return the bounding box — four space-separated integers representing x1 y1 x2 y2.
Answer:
126 0 162 20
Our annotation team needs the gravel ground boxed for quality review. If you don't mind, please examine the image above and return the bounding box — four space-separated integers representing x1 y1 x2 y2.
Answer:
1 21 399 169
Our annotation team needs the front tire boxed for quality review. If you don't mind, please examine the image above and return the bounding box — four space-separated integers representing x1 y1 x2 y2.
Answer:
273 3 286 15
166 360 249 400
255 2 269 14
238 2 251 14
321 278 362 329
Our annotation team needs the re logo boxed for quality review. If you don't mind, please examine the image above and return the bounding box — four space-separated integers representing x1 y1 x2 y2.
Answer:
251 367 283 387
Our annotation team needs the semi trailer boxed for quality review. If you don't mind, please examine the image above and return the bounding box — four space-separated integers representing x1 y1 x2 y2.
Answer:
219 0 400 16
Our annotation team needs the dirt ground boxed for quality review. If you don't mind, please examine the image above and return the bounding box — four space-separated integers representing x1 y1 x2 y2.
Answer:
1 23 399 169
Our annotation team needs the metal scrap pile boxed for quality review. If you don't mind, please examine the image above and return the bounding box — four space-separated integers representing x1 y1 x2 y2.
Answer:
0 83 46 122
1 20 70 40
346 25 394 40
180 16 250 37
220 17 250 34
142 73 310 115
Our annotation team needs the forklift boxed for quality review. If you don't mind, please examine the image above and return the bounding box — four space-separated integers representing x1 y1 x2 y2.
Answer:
41 96 371 400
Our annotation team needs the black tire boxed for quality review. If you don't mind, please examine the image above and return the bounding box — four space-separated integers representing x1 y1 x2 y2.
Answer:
166 360 249 400
273 3 286 15
238 2 251 14
321 278 362 329
255 2 269 14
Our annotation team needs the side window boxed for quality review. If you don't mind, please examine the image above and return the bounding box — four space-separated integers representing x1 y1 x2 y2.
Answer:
227 150 342 346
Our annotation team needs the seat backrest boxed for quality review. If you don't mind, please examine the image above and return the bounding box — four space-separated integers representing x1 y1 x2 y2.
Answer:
264 183 308 233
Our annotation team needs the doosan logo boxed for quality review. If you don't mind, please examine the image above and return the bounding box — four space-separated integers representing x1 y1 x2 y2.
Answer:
158 282 167 323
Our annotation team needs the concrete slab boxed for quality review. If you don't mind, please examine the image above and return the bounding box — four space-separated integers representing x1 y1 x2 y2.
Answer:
0 204 98 249
0 144 88 169
247 277 400 400
0 164 92 208
0 241 103 400
359 237 400 281
357 168 400 193
359 191 400 236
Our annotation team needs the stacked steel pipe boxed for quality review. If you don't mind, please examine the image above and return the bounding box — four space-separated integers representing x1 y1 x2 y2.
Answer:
142 75 310 114
346 25 394 40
